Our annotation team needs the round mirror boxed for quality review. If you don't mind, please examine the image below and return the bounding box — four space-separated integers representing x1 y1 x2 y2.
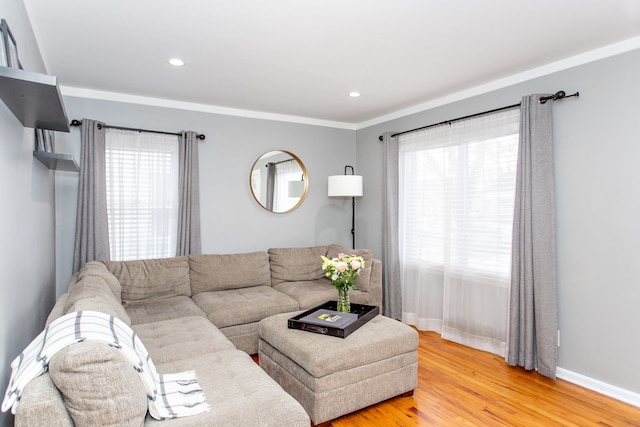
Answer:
250 150 309 213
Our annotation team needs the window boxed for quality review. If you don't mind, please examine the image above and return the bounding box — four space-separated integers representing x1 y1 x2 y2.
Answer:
398 108 520 356
105 129 179 261
399 109 520 279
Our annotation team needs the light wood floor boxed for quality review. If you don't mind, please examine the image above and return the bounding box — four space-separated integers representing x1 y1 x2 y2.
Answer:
324 330 640 426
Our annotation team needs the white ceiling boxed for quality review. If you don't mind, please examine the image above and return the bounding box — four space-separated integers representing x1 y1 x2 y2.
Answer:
22 0 640 127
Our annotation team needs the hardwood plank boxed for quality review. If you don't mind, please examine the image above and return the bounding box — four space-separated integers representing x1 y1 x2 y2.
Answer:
323 330 640 426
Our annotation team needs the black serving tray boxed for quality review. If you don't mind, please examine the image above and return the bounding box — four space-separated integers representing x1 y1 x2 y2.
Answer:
288 301 379 338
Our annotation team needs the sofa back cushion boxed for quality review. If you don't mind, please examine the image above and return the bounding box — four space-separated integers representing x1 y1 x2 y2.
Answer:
269 246 328 286
49 341 148 427
189 252 271 294
77 261 122 298
326 244 374 292
103 256 191 304
64 262 131 325
47 292 69 326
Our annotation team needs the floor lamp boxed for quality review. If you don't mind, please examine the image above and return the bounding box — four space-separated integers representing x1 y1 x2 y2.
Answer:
328 165 363 249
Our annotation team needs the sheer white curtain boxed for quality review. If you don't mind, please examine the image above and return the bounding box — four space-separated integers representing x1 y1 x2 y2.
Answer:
105 129 179 261
399 108 520 356
274 159 300 212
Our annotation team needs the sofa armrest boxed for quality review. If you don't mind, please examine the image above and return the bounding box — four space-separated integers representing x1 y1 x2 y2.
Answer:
368 259 383 313
14 374 73 427
348 258 383 312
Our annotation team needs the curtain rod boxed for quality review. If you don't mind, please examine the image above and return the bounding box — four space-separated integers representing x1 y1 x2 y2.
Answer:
70 119 205 140
377 90 579 141
266 158 296 167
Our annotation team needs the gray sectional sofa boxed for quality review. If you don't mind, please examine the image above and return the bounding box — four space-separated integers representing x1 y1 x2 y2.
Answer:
14 244 382 427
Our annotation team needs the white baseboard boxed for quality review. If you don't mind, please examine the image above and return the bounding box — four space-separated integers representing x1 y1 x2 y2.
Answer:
556 367 640 408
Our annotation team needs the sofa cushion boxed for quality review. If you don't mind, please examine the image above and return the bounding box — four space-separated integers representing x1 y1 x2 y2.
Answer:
326 244 374 292
64 291 132 326
48 341 148 427
192 287 299 328
46 293 69 326
273 280 337 310
146 351 310 427
132 316 236 364
123 295 206 325
103 257 191 303
64 275 131 326
269 246 328 286
216 323 262 355
77 261 122 299
189 252 271 294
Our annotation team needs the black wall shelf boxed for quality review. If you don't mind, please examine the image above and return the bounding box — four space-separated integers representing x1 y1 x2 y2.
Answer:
0 66 79 171
0 66 70 132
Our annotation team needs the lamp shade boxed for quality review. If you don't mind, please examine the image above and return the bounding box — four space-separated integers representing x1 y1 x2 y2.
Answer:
328 175 363 197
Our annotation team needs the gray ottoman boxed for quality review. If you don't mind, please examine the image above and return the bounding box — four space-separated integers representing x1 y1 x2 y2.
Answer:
258 312 419 425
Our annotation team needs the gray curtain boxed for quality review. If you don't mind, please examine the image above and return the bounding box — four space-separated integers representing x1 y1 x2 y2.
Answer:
506 94 558 379
72 119 110 273
176 131 202 256
265 162 276 211
382 132 402 319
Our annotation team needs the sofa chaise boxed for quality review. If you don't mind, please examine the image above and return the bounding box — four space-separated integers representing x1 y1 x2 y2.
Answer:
12 244 382 426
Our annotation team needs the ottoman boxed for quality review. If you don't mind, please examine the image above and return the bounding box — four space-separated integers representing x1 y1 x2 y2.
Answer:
258 312 419 425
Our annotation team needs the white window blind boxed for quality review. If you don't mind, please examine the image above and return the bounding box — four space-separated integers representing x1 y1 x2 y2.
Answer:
105 129 179 261
399 108 520 356
399 109 520 277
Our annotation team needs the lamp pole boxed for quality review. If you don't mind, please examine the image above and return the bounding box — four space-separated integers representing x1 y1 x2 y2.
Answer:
344 165 356 249
327 165 363 250
351 194 356 249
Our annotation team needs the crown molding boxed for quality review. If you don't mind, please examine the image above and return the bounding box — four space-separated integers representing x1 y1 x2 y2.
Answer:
59 86 356 131
355 36 640 130
60 36 640 132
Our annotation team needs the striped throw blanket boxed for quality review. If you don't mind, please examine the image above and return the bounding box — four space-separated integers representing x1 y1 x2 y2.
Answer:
1 310 210 419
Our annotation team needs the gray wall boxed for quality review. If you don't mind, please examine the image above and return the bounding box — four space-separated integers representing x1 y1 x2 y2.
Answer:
0 1 56 426
1 4 638 425
53 97 358 296
356 48 640 398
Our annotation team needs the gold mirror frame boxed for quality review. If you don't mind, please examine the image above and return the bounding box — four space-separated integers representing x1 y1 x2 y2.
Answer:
249 150 309 213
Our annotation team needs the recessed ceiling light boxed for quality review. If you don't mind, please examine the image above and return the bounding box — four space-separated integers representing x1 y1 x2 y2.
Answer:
168 58 185 67
349 91 361 98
